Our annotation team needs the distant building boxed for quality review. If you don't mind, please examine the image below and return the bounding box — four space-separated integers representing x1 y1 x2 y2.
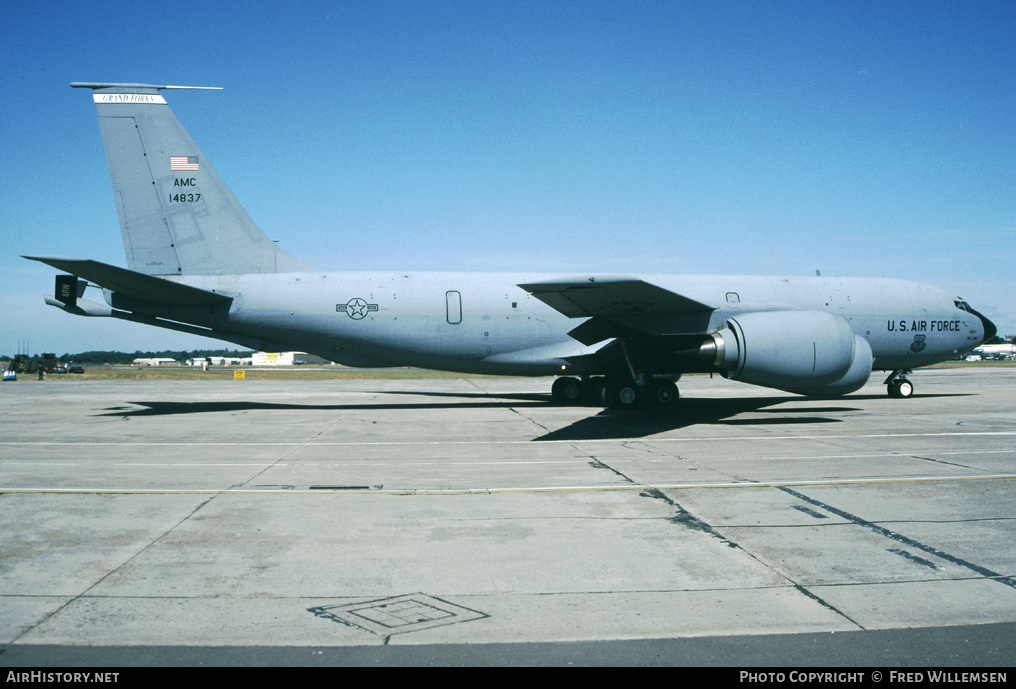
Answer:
185 356 248 366
184 352 329 366
252 351 296 366
249 351 334 366
296 353 333 365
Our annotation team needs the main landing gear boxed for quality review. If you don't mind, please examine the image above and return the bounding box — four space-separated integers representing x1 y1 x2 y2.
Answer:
551 376 680 410
550 376 586 404
884 370 914 398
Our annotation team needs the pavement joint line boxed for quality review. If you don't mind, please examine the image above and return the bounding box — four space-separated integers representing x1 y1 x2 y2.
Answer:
2 430 1014 447
3 449 1014 467
3 473 1015 495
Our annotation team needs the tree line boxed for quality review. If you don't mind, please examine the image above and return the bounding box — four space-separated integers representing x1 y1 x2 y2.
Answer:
1 349 254 365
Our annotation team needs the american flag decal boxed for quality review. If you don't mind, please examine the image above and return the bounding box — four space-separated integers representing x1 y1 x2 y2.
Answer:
170 156 199 171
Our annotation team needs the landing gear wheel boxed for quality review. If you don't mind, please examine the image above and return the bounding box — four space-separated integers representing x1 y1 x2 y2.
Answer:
887 379 914 399
607 383 640 409
551 377 584 404
650 381 679 407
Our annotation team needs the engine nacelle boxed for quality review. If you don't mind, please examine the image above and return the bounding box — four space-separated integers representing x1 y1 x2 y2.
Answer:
698 311 873 395
790 334 873 396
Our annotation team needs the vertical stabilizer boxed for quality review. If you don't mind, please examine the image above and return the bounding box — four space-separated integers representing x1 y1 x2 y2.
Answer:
72 82 314 275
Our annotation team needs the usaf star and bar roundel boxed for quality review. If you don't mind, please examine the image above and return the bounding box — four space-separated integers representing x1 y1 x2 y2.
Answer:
336 298 379 320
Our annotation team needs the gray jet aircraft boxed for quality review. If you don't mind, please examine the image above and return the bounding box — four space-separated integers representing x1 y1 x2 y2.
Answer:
26 83 997 408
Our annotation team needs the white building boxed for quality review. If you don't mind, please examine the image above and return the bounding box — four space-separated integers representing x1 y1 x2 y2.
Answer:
185 357 248 366
252 351 298 366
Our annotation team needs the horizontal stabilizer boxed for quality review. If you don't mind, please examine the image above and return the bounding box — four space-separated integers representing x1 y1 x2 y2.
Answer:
24 256 232 307
518 277 713 318
45 294 113 317
70 82 222 91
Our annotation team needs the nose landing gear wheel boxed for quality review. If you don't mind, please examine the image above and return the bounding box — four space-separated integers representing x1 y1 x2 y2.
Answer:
885 370 914 399
887 379 914 398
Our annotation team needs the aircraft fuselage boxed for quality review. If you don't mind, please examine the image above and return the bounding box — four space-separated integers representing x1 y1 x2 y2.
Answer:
153 272 982 376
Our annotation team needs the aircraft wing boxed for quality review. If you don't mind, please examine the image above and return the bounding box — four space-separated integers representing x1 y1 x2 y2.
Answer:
518 277 715 345
24 256 232 306
518 277 711 318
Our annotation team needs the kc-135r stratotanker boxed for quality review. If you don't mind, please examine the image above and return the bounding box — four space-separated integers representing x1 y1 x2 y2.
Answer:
27 83 996 408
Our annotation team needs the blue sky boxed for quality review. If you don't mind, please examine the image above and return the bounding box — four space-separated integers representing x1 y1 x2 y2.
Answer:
2 0 1013 355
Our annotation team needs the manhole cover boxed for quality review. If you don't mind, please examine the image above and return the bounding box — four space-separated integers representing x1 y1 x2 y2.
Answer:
310 594 487 636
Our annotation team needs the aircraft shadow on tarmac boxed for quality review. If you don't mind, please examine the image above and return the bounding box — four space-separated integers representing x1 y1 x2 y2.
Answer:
96 394 550 419
534 398 853 440
97 391 969 440
400 390 969 442
93 392 967 439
